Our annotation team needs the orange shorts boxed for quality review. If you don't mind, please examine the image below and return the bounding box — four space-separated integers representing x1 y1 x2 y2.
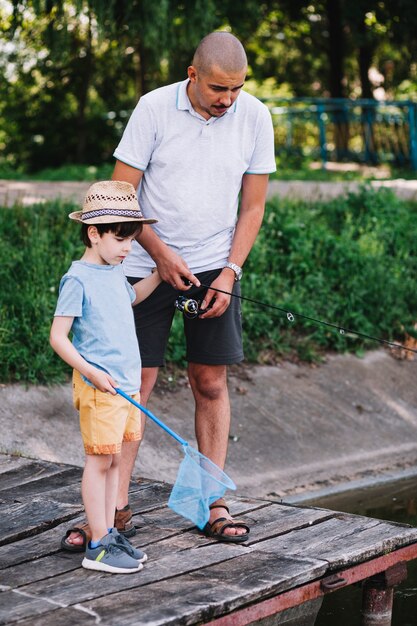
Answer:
73 370 142 455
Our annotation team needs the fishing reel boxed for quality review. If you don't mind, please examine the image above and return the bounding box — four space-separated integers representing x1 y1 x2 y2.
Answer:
175 295 200 319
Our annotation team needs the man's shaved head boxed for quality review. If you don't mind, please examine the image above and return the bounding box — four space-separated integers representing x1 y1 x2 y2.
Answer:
192 32 247 75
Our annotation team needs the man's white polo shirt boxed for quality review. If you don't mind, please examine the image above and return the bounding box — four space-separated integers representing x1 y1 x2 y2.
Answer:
114 79 276 277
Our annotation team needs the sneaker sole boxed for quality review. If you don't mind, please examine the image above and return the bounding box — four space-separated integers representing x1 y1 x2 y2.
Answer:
82 558 143 574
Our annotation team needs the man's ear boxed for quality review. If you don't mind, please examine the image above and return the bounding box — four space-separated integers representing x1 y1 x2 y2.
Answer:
187 65 198 83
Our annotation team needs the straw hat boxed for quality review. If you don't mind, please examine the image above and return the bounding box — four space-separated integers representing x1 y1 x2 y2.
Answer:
68 180 157 224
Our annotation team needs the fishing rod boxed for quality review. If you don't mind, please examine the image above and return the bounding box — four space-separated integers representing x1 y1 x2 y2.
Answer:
174 285 417 355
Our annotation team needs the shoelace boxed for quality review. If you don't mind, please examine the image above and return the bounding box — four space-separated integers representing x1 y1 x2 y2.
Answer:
114 533 136 556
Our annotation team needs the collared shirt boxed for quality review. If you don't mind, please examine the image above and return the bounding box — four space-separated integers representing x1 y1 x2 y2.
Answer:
114 79 276 277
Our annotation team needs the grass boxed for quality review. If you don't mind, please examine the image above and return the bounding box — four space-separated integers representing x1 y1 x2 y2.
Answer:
1 186 417 384
0 163 114 182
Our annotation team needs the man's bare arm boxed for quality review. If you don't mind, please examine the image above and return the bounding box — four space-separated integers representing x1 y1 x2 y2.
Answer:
200 173 269 317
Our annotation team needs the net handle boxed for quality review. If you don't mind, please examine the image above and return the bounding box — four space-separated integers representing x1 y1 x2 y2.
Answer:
115 388 187 446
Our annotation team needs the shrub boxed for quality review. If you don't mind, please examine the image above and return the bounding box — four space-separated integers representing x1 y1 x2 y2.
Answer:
1 186 417 383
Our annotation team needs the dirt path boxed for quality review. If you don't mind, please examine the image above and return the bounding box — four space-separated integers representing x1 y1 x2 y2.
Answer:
2 351 417 501
1 177 417 208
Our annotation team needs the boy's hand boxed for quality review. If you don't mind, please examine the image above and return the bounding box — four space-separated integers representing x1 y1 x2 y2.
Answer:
87 368 117 394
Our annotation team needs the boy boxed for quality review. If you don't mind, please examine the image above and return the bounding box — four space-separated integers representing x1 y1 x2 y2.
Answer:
50 180 160 574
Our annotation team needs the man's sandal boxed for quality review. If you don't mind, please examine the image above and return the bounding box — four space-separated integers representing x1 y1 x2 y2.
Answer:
60 504 136 553
202 498 250 544
60 521 91 553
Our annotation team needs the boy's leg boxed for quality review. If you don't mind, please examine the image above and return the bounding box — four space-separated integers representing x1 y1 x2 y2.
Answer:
82 453 113 542
105 453 121 529
63 376 141 549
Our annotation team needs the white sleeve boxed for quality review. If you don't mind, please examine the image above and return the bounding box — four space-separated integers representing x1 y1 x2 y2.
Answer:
246 104 277 174
113 97 156 171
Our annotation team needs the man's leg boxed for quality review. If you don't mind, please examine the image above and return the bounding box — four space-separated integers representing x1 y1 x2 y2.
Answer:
116 366 159 510
188 362 246 537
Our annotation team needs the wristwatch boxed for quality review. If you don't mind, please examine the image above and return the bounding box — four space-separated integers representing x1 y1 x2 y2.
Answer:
225 262 243 281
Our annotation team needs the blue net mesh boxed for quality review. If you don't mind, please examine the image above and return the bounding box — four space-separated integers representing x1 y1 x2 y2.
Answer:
168 444 236 529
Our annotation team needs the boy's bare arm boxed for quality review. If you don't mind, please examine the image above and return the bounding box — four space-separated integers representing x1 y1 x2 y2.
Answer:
49 316 117 393
131 269 162 306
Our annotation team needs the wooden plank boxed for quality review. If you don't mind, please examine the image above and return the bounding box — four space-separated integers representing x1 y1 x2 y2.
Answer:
17 552 327 626
240 502 335 544
5 605 95 626
0 455 33 477
0 552 80 588
0 467 82 503
0 498 82 546
0 499 264 587
0 542 253 623
0 486 194 570
205 542 417 626
0 460 77 493
132 496 269 539
0 589 68 626
131 502 334 556
254 513 417 569
0 516 89 569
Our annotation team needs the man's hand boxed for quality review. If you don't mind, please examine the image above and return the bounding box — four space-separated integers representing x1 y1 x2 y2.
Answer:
199 270 236 319
156 248 200 290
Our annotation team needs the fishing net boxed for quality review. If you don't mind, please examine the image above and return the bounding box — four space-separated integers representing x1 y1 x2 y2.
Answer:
168 444 236 529
115 388 236 529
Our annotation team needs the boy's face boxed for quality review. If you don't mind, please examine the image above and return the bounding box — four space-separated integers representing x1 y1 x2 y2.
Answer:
87 228 137 265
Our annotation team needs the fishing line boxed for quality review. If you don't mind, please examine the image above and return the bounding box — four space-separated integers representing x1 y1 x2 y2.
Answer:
196 283 417 356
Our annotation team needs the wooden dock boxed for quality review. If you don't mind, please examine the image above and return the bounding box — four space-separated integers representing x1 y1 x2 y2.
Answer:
1 454 417 626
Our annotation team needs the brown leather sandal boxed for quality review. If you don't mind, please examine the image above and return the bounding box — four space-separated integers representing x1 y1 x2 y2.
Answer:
202 498 250 544
60 504 136 552
115 504 136 538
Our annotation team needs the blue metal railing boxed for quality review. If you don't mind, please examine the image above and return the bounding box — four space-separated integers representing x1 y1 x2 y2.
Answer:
263 97 417 171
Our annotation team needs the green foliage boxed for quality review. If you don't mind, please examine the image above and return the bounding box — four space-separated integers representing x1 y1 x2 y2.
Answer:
2 188 417 383
2 0 417 176
243 186 417 362
0 200 84 383
0 163 114 181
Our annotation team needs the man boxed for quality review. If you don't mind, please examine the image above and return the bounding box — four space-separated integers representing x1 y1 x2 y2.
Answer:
63 31 275 548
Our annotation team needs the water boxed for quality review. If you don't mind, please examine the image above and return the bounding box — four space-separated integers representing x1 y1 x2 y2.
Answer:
304 477 417 625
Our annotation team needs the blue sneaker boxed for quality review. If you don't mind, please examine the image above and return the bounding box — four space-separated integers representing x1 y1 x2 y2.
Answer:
82 533 143 574
111 528 148 563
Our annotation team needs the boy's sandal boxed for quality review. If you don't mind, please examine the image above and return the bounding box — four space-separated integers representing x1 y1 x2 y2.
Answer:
202 498 250 544
60 505 136 552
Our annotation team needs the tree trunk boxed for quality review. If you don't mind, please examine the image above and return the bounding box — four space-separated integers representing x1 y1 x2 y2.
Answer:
326 0 345 98
75 13 93 164
326 0 349 159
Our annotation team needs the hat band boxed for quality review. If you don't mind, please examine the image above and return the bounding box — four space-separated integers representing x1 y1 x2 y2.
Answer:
81 208 143 221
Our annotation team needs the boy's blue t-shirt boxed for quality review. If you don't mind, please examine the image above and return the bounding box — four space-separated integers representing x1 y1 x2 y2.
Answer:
54 261 141 394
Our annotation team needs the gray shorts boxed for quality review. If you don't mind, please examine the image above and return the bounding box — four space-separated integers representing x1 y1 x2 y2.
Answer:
127 269 244 367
